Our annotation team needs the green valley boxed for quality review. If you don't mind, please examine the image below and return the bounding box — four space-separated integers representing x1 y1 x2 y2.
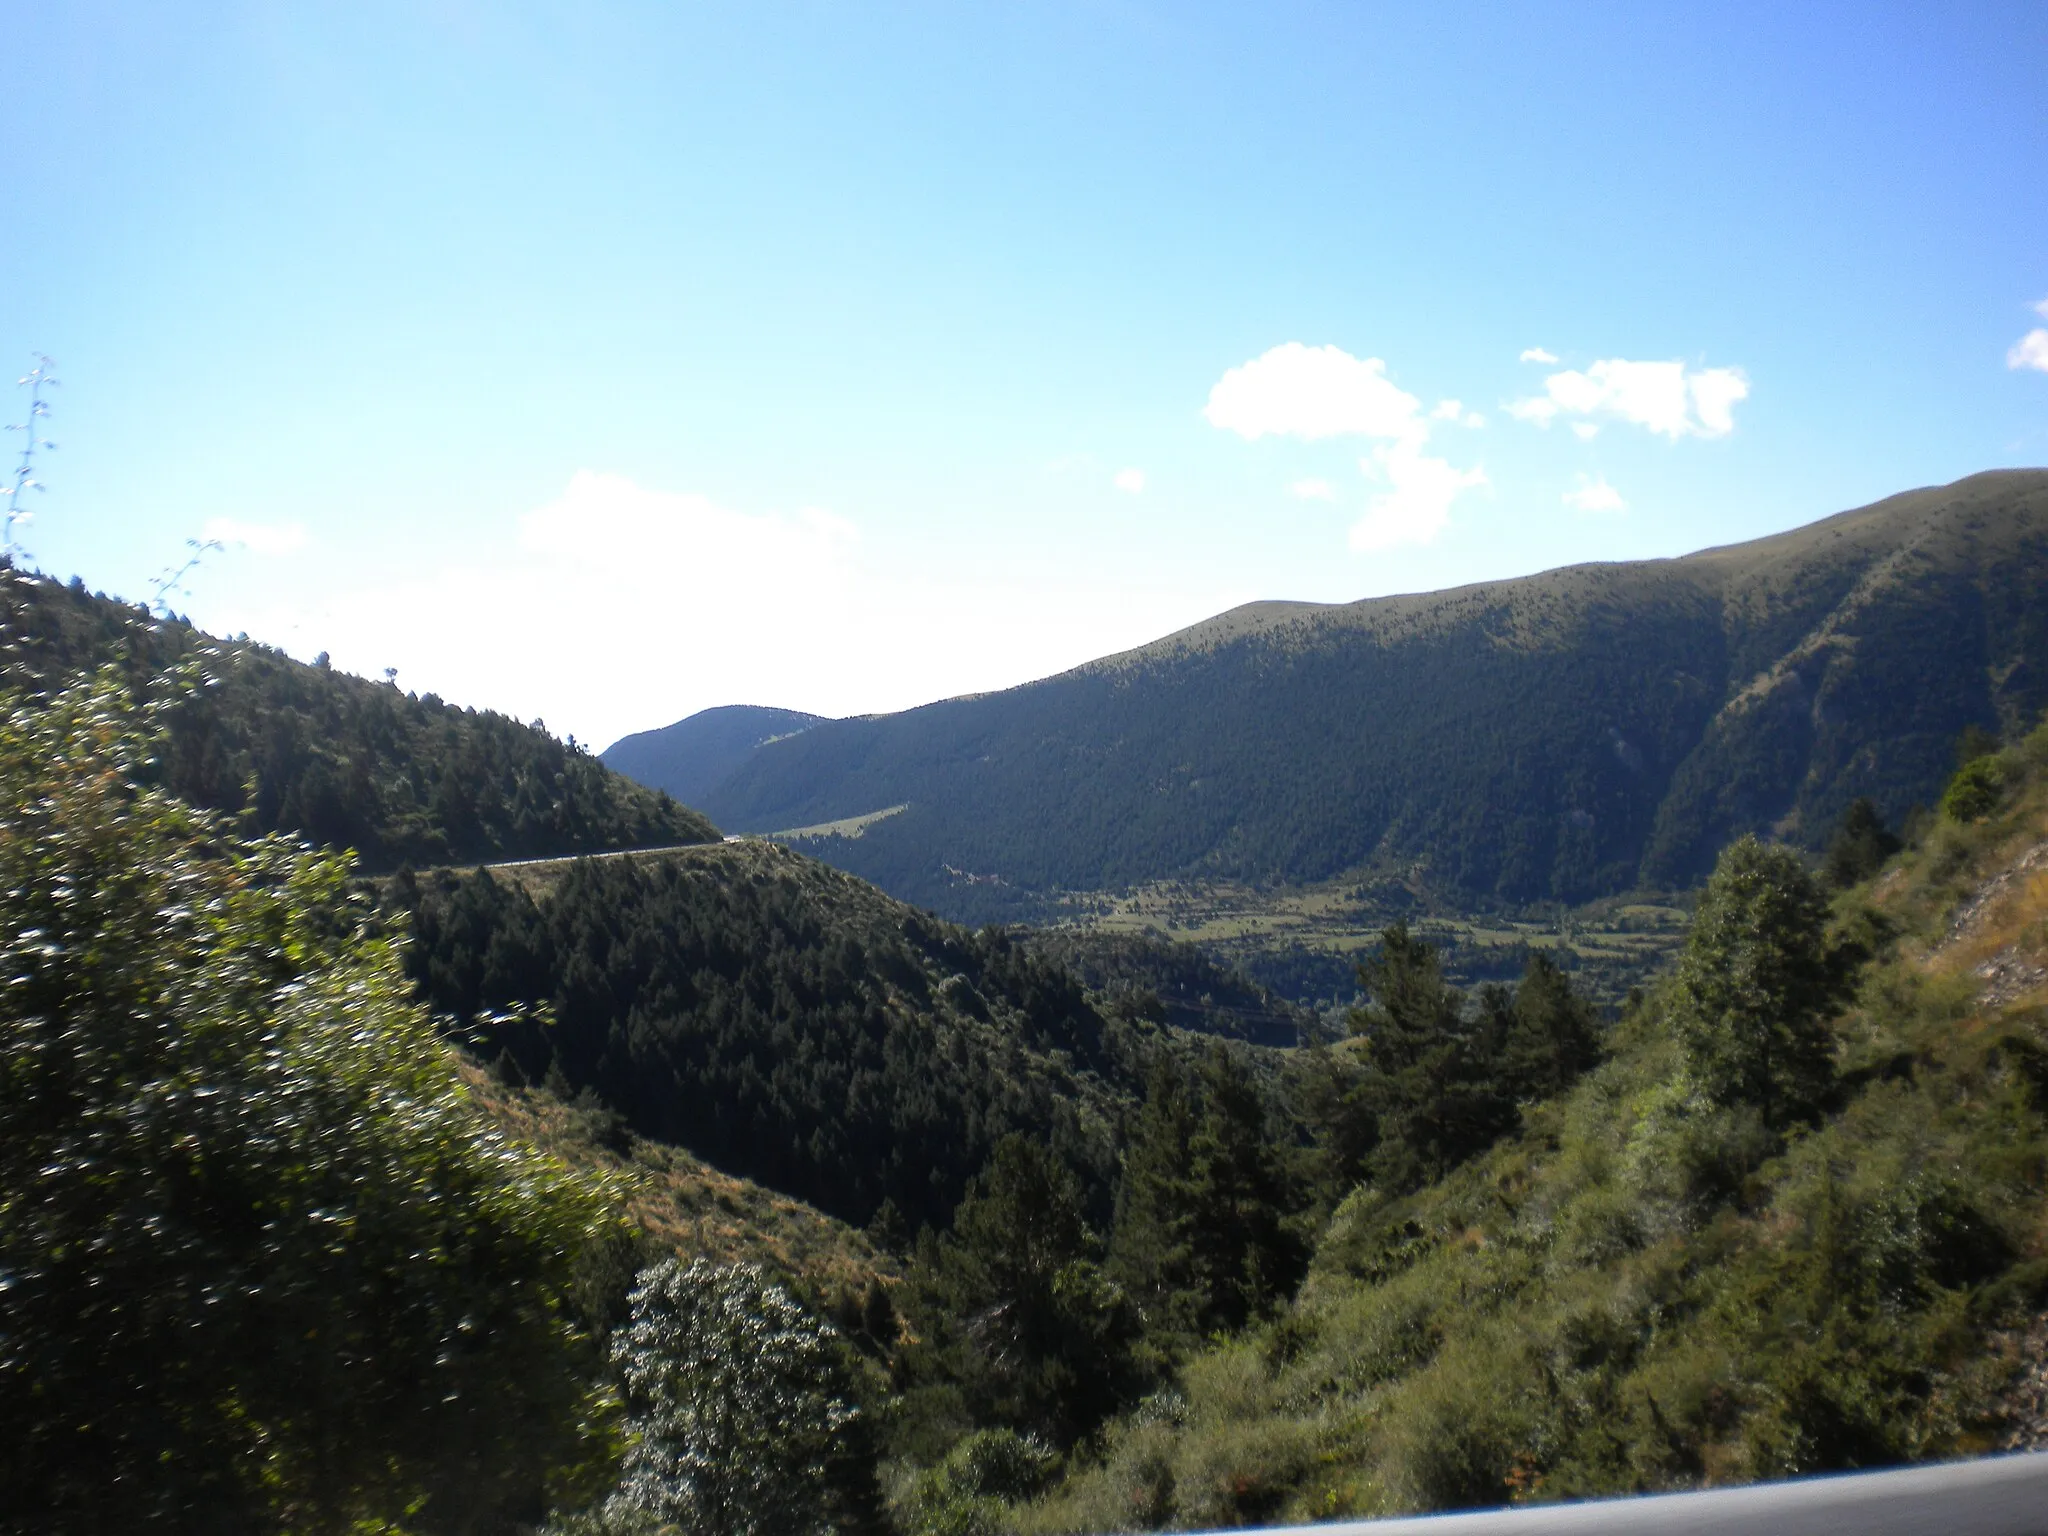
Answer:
10 490 2048 1533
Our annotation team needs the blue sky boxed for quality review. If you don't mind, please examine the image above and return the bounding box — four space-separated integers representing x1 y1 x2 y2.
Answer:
6 1 2046 747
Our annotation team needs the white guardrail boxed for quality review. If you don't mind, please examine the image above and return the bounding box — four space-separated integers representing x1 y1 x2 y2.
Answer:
1197 1452 2048 1536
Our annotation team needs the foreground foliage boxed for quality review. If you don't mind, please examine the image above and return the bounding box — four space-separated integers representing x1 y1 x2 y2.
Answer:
552 1259 884 1536
0 673 626 1534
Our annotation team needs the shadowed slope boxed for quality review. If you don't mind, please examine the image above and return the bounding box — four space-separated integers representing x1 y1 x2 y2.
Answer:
698 472 2048 916
603 704 828 806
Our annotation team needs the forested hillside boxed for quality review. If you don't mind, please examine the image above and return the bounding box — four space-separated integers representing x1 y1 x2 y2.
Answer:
1023 929 1314 1047
0 565 717 866
670 471 2048 918
995 715 2048 1531
399 842 1150 1232
392 834 1635 1522
602 703 827 806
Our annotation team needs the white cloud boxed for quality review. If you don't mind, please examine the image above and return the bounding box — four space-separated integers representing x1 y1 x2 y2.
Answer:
1519 347 1560 365
1687 368 1749 435
1113 467 1147 494
1206 343 1486 551
2009 329 2048 373
1203 342 1422 440
1563 474 1626 515
203 517 308 556
2036 297 2048 319
1570 421 1600 441
1349 439 1488 552
1509 358 1749 439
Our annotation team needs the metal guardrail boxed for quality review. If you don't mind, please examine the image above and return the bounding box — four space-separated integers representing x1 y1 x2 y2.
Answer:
1198 1452 2048 1536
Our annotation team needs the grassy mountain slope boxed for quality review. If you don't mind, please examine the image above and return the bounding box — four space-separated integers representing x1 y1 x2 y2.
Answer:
1006 718 2048 1532
456 1058 896 1300
0 566 717 865
601 703 827 806
398 840 1165 1232
692 471 2048 918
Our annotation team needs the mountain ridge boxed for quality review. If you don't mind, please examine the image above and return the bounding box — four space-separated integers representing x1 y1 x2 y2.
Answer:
636 470 2048 919
0 566 719 866
602 703 828 806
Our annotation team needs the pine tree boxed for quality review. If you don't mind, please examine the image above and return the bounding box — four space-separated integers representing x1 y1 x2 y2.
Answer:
1821 798 1902 889
1184 1044 1305 1333
914 1137 1139 1444
1348 923 1517 1190
1498 949 1603 1099
1674 835 1839 1128
1109 1058 1202 1348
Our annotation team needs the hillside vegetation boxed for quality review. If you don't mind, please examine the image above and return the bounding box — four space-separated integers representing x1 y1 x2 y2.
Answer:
665 472 2048 919
1022 929 1315 1047
398 842 1152 1233
457 1058 899 1302
603 703 828 807
0 566 717 866
993 716 2048 1532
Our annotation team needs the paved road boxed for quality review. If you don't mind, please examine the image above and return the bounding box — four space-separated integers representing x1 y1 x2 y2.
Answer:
1200 1452 2048 1536
470 840 728 873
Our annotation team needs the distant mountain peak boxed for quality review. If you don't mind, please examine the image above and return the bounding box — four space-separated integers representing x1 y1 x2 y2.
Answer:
602 704 830 807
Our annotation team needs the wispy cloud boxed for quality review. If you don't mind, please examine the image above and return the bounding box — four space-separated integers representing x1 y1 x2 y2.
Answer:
1205 342 1486 551
1519 347 1559 365
202 517 308 555
1351 439 1488 552
1509 357 1749 439
1289 477 1336 501
1562 474 1626 515
518 470 857 570
1113 467 1147 494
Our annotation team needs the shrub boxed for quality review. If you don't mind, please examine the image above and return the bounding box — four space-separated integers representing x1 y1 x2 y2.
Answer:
1375 1340 1536 1512
1941 757 2005 823
0 671 623 1533
595 1258 883 1536
905 1429 1059 1536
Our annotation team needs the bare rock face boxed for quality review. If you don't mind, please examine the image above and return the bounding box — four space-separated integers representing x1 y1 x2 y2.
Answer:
1933 837 2048 1009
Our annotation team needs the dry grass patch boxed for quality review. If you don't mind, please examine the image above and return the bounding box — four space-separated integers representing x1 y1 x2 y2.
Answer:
457 1057 897 1297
